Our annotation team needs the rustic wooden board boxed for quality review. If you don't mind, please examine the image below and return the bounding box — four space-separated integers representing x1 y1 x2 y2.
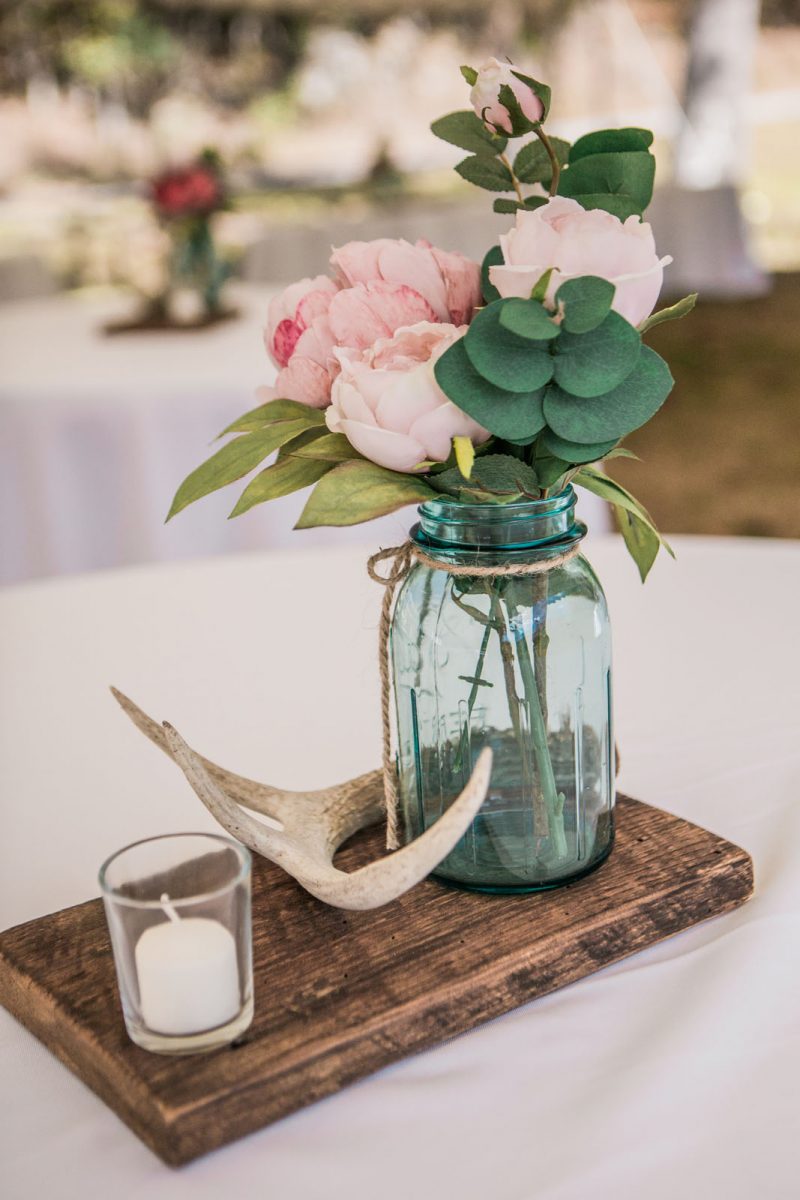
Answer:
0 795 752 1167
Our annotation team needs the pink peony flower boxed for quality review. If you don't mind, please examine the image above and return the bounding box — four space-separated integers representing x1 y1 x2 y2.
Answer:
261 241 481 410
330 238 481 326
490 197 672 328
326 323 490 473
470 58 545 136
264 275 339 369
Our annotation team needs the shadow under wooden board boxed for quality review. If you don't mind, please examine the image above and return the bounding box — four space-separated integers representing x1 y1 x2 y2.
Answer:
0 794 753 1167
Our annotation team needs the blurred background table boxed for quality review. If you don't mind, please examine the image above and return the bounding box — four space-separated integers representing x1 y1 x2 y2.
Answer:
1 534 797 1198
0 285 426 585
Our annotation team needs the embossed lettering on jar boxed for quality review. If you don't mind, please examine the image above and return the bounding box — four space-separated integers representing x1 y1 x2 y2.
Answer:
391 488 614 892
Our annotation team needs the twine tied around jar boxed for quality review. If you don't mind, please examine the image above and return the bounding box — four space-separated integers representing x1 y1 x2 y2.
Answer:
367 540 583 850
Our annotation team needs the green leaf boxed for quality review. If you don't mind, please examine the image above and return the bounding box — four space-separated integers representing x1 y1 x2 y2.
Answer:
217 398 325 438
534 454 572 490
498 298 560 341
493 198 523 214
569 127 653 162
434 454 542 500
545 345 673 442
430 110 507 156
167 421 309 520
277 427 327 459
434 337 547 442
464 301 554 392
638 292 698 333
573 465 673 582
496 83 533 138
558 150 655 216
524 195 548 210
530 268 553 303
295 461 435 529
540 429 618 464
288 432 363 462
460 64 478 86
455 155 514 191
553 310 641 398
555 275 615 334
229 456 332 518
514 136 570 186
615 507 660 582
481 245 504 303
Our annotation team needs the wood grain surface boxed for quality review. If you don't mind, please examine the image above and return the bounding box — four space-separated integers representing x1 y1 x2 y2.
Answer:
0 795 753 1167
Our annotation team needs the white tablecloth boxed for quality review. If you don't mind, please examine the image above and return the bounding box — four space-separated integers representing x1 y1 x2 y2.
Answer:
0 287 609 585
1 535 798 1197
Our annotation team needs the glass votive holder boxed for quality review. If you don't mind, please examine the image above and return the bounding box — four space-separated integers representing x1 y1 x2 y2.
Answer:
100 833 253 1055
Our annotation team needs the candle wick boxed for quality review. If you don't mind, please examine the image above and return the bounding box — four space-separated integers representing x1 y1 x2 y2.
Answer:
160 892 180 923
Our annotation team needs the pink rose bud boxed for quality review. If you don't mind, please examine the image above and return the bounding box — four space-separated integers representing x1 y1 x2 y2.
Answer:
470 58 545 136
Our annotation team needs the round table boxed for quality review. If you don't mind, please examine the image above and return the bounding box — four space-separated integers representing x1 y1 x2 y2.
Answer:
1 535 797 1198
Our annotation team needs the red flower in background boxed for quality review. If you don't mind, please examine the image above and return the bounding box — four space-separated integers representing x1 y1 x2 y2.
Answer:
151 164 223 219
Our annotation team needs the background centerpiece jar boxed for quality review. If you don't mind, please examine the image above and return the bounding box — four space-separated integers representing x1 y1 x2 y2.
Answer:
390 487 614 892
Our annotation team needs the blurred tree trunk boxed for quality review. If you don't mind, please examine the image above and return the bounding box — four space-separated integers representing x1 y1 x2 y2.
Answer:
676 0 762 188
659 0 769 297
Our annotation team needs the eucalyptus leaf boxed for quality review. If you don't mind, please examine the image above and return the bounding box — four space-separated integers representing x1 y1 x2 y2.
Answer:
498 298 560 341
540 429 618 464
481 245 504 303
295 461 435 529
553 310 641 398
455 155 515 191
430 110 507 156
558 150 655 216
217 398 326 438
555 275 615 333
230 455 331 518
167 420 309 520
638 292 698 333
434 337 547 441
513 136 570 186
569 127 653 162
545 346 673 442
464 301 554 392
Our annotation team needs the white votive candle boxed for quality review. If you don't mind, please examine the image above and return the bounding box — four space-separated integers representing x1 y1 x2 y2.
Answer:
134 895 240 1036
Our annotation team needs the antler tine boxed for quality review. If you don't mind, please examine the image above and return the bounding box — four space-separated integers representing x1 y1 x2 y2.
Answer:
161 723 309 870
111 688 297 822
320 748 494 909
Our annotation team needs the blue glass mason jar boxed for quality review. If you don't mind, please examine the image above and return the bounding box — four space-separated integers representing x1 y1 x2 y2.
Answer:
390 487 614 892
